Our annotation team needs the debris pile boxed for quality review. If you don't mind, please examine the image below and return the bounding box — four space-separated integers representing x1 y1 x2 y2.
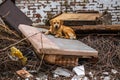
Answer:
0 22 120 79
79 35 120 79
80 35 120 67
0 15 120 80
0 24 40 79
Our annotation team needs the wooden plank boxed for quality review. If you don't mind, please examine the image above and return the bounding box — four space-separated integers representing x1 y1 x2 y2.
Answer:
53 13 100 21
16 69 33 79
18 24 59 54
18 24 98 57
52 13 101 26
73 25 120 31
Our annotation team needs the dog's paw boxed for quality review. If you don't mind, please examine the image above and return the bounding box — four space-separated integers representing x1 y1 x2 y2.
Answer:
44 31 49 35
60 36 65 38
55 35 59 38
70 36 76 40
55 34 61 38
68 33 76 40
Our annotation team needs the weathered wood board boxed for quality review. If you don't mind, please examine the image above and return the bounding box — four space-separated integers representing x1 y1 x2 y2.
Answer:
18 24 98 57
52 13 101 26
73 25 120 31
53 13 100 21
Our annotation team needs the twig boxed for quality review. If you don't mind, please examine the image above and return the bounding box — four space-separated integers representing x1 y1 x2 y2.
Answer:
0 24 20 38
0 31 41 52
37 32 45 71
2 11 10 18
0 36 18 42
0 17 5 25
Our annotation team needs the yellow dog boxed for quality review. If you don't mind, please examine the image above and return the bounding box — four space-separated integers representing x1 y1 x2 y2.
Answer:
45 19 76 39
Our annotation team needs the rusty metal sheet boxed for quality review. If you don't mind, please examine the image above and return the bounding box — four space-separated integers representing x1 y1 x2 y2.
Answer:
0 0 32 33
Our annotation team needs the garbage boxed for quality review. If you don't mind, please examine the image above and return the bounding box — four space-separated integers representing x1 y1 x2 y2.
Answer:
9 46 27 65
71 75 83 80
103 76 111 80
111 69 118 74
53 74 59 78
73 65 85 76
83 76 89 80
71 75 89 80
44 55 79 67
0 17 5 25
53 67 73 77
102 72 109 76
36 72 48 80
0 13 120 80
88 72 93 78
28 70 37 73
16 69 33 79
100 76 111 80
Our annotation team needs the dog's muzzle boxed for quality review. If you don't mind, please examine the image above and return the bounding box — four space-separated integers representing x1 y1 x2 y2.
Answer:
55 25 59 29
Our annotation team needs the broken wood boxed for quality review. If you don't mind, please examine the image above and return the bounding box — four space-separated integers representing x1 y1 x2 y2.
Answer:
73 25 120 31
53 13 100 21
0 17 5 25
18 24 98 57
51 13 101 26
16 69 33 79
44 55 78 67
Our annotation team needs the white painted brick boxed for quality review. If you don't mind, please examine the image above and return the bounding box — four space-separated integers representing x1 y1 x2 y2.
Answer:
89 0 93 3
76 0 81 2
112 18 117 21
111 10 120 13
116 13 120 16
16 0 120 25
74 6 83 10
112 21 120 24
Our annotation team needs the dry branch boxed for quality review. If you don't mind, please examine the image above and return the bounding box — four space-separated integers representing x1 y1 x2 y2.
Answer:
0 17 5 25
0 25 41 79
0 31 41 52
79 35 120 72
0 24 20 38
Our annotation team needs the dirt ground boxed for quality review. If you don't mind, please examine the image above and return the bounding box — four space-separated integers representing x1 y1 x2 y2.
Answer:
0 25 120 80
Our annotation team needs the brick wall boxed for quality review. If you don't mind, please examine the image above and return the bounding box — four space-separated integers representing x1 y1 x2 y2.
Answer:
13 0 120 25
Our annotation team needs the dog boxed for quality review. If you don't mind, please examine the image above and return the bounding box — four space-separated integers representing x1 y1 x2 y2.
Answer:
45 19 76 39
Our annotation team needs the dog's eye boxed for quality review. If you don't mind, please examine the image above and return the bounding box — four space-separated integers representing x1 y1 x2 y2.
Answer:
54 22 56 24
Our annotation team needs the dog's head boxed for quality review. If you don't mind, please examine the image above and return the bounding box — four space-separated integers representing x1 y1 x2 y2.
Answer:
50 19 63 30
50 19 63 34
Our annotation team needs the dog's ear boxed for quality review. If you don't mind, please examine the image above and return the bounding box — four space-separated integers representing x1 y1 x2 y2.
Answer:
50 19 53 26
60 20 63 25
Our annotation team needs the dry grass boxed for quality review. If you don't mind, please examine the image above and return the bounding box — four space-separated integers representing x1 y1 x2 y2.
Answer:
0 24 40 79
79 35 120 79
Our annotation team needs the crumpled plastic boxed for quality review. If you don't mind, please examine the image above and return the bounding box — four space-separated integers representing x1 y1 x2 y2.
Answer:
10 46 27 65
